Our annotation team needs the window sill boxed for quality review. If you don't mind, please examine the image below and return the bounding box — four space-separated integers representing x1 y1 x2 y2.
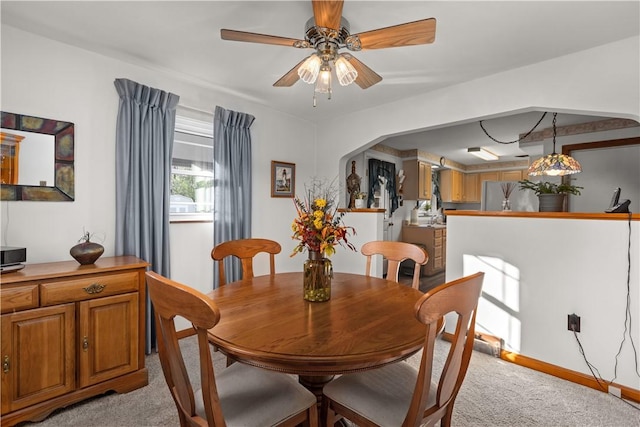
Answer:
170 214 213 224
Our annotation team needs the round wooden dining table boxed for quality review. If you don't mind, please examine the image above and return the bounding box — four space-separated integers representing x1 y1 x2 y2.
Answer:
206 272 427 401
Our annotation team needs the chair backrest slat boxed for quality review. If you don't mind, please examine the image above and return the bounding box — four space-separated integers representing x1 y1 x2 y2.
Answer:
361 241 429 289
211 238 282 286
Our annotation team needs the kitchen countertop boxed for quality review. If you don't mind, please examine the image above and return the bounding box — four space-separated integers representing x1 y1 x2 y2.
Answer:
444 210 639 221
403 222 446 229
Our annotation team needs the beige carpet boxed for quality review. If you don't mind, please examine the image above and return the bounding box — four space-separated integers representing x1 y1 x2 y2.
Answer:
21 335 639 426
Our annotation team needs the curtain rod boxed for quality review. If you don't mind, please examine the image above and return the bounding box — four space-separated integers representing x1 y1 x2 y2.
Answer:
177 104 213 116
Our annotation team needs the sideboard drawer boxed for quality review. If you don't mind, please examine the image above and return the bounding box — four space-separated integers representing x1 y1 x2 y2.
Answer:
1 283 39 313
40 272 139 306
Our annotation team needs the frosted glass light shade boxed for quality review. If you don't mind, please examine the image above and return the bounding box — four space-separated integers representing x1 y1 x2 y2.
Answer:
298 54 321 84
335 55 358 86
315 65 332 94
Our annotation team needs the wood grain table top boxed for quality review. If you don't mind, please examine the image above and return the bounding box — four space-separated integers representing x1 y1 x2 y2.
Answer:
207 272 426 376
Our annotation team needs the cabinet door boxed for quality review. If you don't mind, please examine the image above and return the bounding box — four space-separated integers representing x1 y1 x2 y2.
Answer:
452 171 463 202
402 160 432 200
1 304 75 414
479 171 500 183
440 170 463 202
419 162 432 200
78 293 139 388
500 170 524 181
463 173 480 202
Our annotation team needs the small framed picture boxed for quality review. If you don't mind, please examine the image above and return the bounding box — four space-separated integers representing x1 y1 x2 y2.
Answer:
271 161 295 198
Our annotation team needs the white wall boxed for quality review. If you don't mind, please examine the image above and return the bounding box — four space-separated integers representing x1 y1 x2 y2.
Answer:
446 214 639 390
331 211 384 276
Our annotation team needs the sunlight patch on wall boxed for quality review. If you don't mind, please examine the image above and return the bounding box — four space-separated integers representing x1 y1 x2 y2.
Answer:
464 254 522 352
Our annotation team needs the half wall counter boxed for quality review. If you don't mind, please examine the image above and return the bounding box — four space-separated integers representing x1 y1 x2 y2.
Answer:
443 210 639 395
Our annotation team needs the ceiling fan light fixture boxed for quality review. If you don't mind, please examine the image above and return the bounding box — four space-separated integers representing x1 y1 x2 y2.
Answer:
315 63 332 95
223 4 438 99
468 147 499 161
298 54 321 84
335 55 358 86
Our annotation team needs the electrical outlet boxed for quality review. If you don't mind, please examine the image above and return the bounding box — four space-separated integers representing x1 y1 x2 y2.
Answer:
568 313 581 332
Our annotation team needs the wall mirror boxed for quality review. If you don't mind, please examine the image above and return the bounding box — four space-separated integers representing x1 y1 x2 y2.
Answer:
1 112 74 201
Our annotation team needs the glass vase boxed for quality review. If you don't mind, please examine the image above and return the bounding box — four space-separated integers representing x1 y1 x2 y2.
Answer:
303 251 332 302
502 199 511 211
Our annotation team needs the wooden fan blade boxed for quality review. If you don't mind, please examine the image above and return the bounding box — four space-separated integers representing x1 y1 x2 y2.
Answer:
312 0 344 30
221 29 307 48
273 57 309 87
342 54 382 89
354 18 436 50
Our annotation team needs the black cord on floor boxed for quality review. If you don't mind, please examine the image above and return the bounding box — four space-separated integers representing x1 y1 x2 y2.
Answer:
572 326 640 411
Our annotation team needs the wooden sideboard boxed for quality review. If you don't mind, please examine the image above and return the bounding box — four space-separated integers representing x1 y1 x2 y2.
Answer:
0 256 149 426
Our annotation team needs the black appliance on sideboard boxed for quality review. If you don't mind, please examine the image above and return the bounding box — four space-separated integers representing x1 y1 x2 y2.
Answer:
1 246 26 273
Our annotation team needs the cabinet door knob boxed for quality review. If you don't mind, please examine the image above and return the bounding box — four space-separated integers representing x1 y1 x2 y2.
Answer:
3 355 9 373
83 336 89 351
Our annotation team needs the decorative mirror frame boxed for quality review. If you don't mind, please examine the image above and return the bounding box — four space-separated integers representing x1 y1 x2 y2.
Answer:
1 112 74 201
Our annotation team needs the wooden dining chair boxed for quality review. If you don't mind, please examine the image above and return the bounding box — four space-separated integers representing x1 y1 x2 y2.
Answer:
322 272 485 427
145 271 318 427
361 240 429 289
211 238 281 286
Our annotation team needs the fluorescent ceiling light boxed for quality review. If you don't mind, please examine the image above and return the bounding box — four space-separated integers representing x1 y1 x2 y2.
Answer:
468 147 499 161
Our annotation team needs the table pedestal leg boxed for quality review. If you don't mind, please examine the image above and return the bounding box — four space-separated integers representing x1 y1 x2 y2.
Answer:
299 375 335 425
299 374 334 402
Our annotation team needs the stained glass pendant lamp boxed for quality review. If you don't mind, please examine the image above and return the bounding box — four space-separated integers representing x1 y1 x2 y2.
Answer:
528 112 582 176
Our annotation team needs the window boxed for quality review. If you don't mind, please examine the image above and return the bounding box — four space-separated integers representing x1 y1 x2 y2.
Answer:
171 116 214 221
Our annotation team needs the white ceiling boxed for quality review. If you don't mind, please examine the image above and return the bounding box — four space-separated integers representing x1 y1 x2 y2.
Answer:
2 1 638 164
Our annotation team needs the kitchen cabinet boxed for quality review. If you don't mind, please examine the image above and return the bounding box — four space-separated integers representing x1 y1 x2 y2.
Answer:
471 170 525 203
402 160 432 200
402 225 446 276
479 171 500 182
0 256 148 426
439 169 463 202
500 169 525 181
463 173 480 202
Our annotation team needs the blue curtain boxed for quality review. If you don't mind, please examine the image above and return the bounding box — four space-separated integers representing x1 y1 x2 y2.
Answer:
367 158 399 215
432 169 442 209
213 106 255 288
114 78 179 353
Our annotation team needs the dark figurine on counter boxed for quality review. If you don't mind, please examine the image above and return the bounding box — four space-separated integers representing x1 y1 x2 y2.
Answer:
346 160 361 209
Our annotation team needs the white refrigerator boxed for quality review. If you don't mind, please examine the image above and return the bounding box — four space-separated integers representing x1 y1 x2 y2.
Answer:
481 181 538 212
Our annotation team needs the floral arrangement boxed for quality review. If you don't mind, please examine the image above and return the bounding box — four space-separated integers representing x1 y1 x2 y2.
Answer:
291 178 356 258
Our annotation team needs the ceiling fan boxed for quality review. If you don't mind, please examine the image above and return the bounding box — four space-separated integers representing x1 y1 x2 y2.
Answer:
220 0 436 100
